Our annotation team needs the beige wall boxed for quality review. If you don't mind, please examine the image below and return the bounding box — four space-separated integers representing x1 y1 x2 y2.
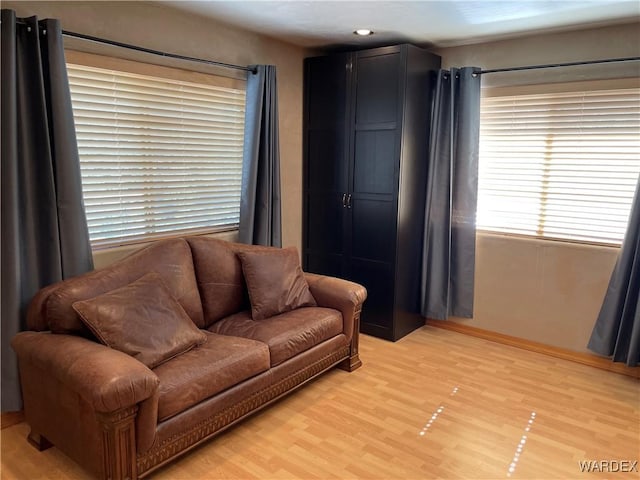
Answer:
435 22 639 353
4 0 308 264
434 22 640 86
471 234 618 352
6 3 638 352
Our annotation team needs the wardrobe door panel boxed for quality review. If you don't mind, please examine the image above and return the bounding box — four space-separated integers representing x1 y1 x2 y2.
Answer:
353 130 396 195
308 129 348 194
350 260 395 330
354 53 400 125
350 198 395 263
306 194 344 253
306 254 343 279
306 55 348 130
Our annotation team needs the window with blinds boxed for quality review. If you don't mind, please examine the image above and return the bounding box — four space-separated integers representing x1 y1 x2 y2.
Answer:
67 63 246 248
478 85 640 245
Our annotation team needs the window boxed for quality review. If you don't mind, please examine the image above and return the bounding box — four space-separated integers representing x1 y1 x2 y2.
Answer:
478 82 640 245
67 62 246 248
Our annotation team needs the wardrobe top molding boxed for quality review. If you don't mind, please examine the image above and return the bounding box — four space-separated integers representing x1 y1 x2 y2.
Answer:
309 43 436 58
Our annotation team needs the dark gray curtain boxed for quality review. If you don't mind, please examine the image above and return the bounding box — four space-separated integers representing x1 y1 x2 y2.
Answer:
588 175 640 366
239 65 282 247
421 67 481 321
1 10 94 411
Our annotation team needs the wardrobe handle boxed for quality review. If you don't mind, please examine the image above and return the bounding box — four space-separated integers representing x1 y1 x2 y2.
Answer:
342 193 347 208
347 194 352 209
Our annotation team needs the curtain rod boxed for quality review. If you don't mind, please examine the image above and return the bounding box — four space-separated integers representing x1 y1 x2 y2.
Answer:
14 19 256 74
15 18 637 75
480 56 640 74
62 30 257 74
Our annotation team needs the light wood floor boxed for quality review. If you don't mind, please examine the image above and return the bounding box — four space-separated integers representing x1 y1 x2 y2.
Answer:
2 326 639 479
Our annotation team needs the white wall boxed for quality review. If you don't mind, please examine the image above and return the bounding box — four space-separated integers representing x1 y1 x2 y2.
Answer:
435 21 639 353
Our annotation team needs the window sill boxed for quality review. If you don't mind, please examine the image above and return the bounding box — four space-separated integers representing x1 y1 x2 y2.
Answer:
476 230 621 251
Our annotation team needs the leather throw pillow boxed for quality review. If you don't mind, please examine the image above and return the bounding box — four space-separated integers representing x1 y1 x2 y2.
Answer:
72 272 207 369
237 247 317 320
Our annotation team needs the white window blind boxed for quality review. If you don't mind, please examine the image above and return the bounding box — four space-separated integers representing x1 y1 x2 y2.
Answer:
67 63 246 248
478 86 640 245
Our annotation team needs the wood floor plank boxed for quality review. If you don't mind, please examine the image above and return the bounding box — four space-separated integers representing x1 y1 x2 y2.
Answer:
2 326 638 479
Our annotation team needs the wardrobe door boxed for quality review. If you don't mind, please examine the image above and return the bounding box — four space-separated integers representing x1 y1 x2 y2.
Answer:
347 47 404 338
303 54 350 277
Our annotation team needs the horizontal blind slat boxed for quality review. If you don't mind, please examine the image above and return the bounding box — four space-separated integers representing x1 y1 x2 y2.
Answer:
67 62 246 248
478 86 640 245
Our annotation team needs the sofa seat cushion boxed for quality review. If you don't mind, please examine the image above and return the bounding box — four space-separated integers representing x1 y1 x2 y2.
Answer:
153 332 270 422
208 307 343 367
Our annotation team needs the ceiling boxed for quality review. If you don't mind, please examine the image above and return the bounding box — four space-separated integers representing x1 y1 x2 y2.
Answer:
162 0 640 49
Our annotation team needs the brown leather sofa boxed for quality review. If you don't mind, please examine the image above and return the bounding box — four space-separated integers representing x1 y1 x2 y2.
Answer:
11 237 366 479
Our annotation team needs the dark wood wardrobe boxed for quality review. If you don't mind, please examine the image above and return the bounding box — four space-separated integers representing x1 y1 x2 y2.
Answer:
303 44 441 341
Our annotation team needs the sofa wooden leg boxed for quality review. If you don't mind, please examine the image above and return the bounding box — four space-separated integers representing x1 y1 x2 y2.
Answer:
96 406 138 480
27 430 53 451
339 353 362 372
339 309 362 372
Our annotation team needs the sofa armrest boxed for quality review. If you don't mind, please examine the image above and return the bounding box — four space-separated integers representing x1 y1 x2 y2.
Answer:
12 331 159 413
304 273 367 342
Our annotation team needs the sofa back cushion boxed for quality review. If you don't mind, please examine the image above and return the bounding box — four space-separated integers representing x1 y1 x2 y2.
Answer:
186 237 250 327
187 237 292 327
29 238 204 334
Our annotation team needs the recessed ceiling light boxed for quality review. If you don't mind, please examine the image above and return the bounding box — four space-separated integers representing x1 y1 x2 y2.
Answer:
354 29 374 36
